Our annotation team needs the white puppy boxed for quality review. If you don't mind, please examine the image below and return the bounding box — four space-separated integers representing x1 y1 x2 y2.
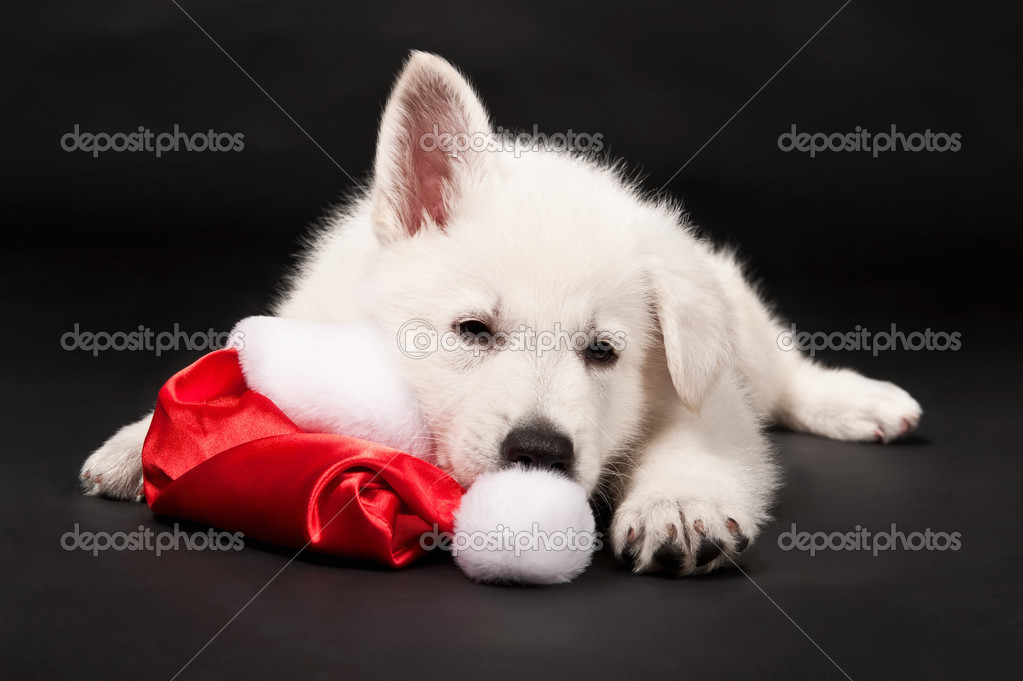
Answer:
81 52 921 576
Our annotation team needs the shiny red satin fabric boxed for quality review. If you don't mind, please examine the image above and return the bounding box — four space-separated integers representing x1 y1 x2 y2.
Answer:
141 349 464 567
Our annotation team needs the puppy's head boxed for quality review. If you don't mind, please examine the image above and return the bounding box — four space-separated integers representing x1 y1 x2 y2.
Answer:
363 52 734 493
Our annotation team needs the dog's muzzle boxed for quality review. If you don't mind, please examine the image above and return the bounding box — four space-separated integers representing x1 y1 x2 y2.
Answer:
501 423 574 474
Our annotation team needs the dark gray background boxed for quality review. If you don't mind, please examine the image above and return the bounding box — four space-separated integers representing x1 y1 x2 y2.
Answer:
3 1 1021 679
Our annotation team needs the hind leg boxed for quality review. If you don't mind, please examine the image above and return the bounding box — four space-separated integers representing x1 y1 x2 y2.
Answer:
771 361 921 442
710 251 922 442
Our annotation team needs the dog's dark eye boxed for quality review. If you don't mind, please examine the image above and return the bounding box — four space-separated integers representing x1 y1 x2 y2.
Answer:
457 319 492 341
586 338 617 364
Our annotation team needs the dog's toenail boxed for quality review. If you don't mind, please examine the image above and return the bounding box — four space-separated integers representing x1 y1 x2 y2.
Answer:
626 527 645 555
666 524 678 540
693 519 706 536
725 519 749 550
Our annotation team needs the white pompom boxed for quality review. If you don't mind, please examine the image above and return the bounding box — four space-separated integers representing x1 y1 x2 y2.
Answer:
452 467 598 585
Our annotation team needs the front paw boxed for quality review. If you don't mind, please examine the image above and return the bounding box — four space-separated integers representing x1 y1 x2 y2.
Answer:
80 418 149 502
610 490 758 576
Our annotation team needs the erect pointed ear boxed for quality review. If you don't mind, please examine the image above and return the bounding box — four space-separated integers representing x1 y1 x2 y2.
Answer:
648 253 736 414
371 51 494 244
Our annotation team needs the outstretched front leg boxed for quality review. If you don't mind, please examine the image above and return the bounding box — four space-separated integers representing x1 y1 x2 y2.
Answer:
610 375 779 576
80 412 150 501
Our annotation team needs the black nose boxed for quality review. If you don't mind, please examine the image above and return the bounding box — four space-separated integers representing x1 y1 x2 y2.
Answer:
501 425 574 473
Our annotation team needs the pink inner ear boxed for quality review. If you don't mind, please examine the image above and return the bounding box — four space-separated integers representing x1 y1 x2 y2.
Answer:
408 132 451 231
396 79 467 237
